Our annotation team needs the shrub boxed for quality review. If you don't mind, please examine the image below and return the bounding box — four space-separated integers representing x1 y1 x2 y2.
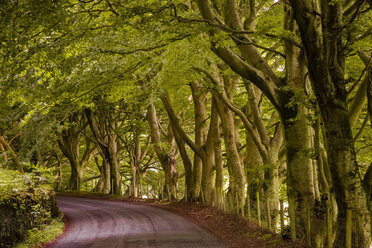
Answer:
0 168 59 247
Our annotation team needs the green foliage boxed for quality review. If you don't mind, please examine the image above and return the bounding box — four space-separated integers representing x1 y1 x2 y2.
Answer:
0 165 55 194
0 169 28 194
255 2 285 39
246 163 278 186
14 217 64 248
0 166 55 201
0 167 58 246
25 163 56 186
155 35 213 91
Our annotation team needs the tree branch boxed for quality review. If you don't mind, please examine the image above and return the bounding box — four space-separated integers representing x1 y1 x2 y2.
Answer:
96 35 191 56
160 91 205 159
0 136 24 174
343 0 366 25
193 67 269 161
245 81 271 147
349 51 372 127
230 35 286 58
353 113 369 141
171 3 254 35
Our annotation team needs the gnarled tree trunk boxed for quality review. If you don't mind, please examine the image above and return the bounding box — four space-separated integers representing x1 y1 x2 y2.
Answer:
85 108 121 195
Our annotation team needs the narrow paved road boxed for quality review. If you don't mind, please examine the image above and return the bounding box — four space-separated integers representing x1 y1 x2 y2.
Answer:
48 196 225 248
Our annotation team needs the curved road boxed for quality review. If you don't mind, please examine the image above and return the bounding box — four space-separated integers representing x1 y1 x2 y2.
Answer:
48 196 225 248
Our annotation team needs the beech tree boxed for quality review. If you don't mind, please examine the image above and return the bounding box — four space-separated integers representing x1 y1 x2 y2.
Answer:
192 0 325 244
289 0 371 246
57 113 96 190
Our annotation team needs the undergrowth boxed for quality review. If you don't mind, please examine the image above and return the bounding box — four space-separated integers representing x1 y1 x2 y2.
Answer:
14 216 64 248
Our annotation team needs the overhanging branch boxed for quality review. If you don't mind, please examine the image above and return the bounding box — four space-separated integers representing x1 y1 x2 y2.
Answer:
96 34 191 56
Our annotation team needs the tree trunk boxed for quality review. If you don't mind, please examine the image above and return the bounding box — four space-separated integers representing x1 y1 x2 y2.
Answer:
68 160 81 190
215 95 245 212
201 100 219 204
85 107 121 195
161 87 218 205
289 1 371 246
57 114 95 191
130 157 137 197
54 152 63 191
163 156 177 201
57 134 81 191
93 157 106 193
281 5 328 245
190 81 207 201
323 107 370 247
101 157 111 194
0 142 8 169
0 135 23 174
147 103 177 201
172 123 194 201
214 107 224 206
246 83 281 230
108 128 121 195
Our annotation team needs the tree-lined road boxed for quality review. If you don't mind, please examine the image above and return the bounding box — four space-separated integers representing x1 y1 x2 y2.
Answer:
48 196 225 248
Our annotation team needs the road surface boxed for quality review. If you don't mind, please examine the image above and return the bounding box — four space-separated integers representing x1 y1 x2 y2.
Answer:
48 196 225 248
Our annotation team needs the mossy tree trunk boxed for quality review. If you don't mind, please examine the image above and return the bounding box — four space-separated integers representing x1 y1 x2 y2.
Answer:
57 114 96 191
195 67 282 229
147 103 178 201
214 114 224 205
85 108 121 195
214 93 245 212
190 81 207 201
172 122 194 201
161 89 219 205
282 4 327 245
290 0 371 246
194 1 333 243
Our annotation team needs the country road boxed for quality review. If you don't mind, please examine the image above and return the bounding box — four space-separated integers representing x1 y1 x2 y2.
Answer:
47 196 225 248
